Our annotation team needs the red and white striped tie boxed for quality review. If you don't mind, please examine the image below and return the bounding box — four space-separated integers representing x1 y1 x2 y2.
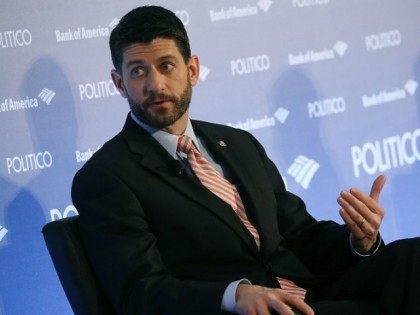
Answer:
177 135 306 299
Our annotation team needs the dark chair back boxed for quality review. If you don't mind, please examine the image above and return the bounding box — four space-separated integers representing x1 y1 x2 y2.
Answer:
42 216 115 315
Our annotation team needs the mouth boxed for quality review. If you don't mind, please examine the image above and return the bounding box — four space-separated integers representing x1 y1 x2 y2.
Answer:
150 99 172 107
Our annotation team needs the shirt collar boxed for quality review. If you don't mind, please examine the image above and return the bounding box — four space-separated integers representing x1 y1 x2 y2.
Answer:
130 112 201 159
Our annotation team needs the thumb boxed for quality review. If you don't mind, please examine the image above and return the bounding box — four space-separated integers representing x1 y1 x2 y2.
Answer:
370 175 387 201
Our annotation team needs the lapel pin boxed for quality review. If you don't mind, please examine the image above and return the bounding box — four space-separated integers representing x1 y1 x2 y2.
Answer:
217 141 227 147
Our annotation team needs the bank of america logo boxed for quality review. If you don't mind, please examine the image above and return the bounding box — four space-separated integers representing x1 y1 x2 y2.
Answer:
0 225 8 242
38 88 56 104
333 41 348 56
404 80 418 95
258 0 273 12
199 65 211 82
109 18 120 29
287 155 320 189
274 107 289 124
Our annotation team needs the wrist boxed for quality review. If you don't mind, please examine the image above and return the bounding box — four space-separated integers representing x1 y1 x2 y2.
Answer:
350 233 381 256
236 283 251 301
221 279 251 313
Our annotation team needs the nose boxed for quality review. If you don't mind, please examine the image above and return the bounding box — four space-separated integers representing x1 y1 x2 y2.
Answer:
144 67 165 95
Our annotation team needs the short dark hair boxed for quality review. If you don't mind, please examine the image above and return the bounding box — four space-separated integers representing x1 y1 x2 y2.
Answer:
110 6 191 72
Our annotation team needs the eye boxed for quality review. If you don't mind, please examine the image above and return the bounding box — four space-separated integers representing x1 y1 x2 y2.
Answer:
130 67 145 77
161 62 174 72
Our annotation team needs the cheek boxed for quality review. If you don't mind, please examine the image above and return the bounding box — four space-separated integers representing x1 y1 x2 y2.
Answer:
124 81 146 99
172 75 190 92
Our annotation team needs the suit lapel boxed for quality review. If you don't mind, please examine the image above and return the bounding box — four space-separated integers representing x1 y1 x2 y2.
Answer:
120 116 259 256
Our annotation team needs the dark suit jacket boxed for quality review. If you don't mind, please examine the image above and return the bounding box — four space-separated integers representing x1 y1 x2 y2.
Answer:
72 115 360 314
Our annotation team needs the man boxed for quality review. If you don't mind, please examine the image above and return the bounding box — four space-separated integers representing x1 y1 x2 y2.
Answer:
72 5 420 315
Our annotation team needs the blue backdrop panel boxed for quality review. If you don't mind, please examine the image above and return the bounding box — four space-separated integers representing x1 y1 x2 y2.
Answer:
0 1 419 313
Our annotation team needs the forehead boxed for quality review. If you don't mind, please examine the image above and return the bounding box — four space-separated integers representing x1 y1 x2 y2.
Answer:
122 38 182 65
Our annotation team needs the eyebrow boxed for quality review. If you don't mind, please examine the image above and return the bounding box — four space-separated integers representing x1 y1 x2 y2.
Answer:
125 54 177 69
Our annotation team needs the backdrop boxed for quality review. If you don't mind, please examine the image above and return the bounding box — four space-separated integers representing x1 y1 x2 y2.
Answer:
1 0 419 314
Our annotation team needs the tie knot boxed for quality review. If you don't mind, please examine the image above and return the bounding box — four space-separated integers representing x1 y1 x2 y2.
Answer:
177 135 194 154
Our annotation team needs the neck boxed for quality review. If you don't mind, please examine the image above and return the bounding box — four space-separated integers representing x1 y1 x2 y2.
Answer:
161 111 189 135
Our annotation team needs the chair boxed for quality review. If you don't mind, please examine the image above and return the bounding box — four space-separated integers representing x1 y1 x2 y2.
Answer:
42 216 115 315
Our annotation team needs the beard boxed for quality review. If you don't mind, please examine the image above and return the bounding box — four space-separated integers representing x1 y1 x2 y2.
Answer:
128 80 192 129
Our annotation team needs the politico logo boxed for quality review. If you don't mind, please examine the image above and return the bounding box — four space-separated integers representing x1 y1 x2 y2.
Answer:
362 80 418 108
79 80 120 101
50 205 79 221
365 29 402 51
6 151 53 174
0 225 8 242
231 54 270 76
0 29 32 48
55 18 117 43
292 0 330 8
287 155 320 189
175 10 190 25
308 96 346 119
288 41 348 65
209 0 272 22
351 129 420 178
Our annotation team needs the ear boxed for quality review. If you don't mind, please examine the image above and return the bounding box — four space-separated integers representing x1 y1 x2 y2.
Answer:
111 69 128 98
187 55 200 86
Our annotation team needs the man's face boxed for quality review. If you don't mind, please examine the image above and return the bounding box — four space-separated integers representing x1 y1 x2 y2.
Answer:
111 38 199 132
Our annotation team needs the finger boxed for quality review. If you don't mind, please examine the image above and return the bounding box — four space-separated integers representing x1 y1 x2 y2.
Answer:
254 302 271 315
338 195 379 237
268 299 294 315
348 188 385 217
339 190 383 224
339 207 364 238
338 191 373 223
369 174 387 201
283 295 314 315
265 291 295 315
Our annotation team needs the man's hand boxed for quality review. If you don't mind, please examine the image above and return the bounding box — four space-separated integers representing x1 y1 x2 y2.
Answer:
338 175 386 253
235 284 314 315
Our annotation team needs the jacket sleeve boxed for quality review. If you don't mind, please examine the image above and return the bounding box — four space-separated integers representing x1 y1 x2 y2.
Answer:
243 130 364 275
72 165 229 315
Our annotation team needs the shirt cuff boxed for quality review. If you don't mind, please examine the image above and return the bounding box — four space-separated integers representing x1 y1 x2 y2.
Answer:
221 279 251 313
349 233 382 257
